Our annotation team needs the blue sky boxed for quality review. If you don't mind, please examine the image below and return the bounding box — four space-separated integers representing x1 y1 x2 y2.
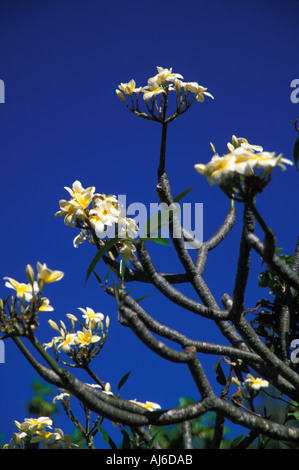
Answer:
1 0 299 447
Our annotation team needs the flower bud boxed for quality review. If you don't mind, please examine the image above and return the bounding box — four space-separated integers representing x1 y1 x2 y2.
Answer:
116 90 126 103
48 319 60 332
210 142 217 155
26 264 35 285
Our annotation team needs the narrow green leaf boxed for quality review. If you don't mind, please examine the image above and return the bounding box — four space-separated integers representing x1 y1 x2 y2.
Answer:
294 137 299 171
142 206 181 238
120 256 126 277
97 425 118 449
152 236 171 246
92 270 103 288
85 237 119 285
120 286 137 302
117 371 131 395
113 280 120 305
146 431 160 449
230 434 244 449
121 429 132 449
141 236 171 247
104 269 112 285
135 293 152 303
173 186 193 203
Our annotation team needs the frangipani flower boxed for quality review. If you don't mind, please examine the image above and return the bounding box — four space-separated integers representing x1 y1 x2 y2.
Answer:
36 262 64 288
15 417 53 434
142 81 167 102
78 307 104 328
57 332 77 353
89 194 121 237
3 277 38 302
30 428 78 449
118 79 139 95
129 399 161 411
119 239 137 263
52 391 71 403
118 217 139 239
243 151 293 173
227 135 263 153
116 80 143 102
30 429 60 447
183 81 214 102
245 374 269 391
74 328 101 348
151 66 183 85
43 428 75 449
47 319 77 353
64 180 95 203
55 198 87 227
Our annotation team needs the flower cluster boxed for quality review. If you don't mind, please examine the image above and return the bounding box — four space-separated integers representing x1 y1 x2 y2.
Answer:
194 135 293 197
1 263 64 333
3 417 76 449
116 66 213 122
55 180 138 264
45 307 109 365
4 262 63 303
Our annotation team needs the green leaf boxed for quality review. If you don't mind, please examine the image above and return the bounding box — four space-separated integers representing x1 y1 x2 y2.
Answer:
173 186 193 203
118 287 138 305
113 280 120 305
142 206 181 238
141 236 171 247
117 371 131 395
135 293 152 303
294 137 299 171
85 237 119 285
230 434 244 449
286 410 299 422
121 429 132 449
97 425 118 449
92 270 103 288
213 359 226 386
120 256 126 277
146 431 160 449
104 269 112 285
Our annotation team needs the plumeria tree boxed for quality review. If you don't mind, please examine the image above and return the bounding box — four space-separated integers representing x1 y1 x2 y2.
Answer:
2 66 299 449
